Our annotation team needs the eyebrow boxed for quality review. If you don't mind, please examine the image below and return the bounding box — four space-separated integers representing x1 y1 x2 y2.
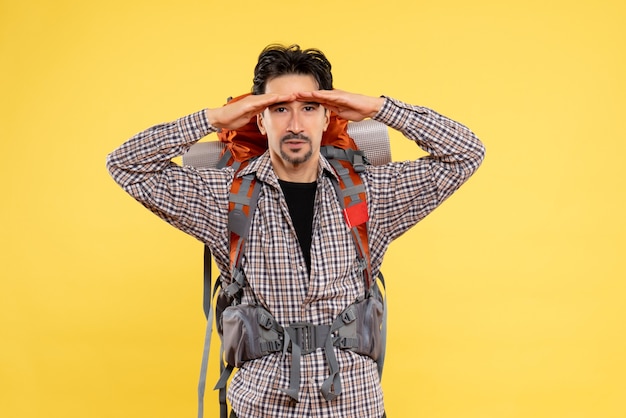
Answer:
268 101 320 108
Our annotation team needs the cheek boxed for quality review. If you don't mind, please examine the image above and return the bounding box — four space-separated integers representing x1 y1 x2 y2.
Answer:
263 122 282 142
265 130 283 151
260 114 283 134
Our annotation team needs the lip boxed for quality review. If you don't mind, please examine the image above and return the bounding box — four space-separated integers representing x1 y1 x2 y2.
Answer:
283 142 307 152
281 133 310 143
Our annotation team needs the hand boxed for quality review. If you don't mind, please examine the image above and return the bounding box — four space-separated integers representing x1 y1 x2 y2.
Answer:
295 89 385 122
206 93 296 130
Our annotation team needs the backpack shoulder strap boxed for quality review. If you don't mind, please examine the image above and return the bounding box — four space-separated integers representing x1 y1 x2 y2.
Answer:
224 173 262 297
323 148 373 290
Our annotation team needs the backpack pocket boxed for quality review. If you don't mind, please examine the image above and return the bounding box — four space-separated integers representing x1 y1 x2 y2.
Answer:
221 304 283 367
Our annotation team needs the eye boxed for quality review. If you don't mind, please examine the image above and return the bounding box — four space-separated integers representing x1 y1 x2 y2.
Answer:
273 106 287 113
303 103 320 112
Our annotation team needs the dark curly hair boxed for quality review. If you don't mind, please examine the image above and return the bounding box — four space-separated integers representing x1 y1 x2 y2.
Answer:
252 44 333 95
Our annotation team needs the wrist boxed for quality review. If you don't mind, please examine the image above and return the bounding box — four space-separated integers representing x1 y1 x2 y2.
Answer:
368 96 385 118
205 108 222 129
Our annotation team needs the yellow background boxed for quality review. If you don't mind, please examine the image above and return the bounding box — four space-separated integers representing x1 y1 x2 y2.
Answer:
2 0 625 417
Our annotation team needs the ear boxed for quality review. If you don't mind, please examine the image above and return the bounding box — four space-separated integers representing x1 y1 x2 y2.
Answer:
257 112 266 135
323 107 330 132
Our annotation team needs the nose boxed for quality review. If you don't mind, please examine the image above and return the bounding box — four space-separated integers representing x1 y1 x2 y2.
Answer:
287 112 303 134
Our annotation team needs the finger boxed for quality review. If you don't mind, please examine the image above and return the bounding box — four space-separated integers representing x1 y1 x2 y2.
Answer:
296 89 340 99
265 92 297 105
245 93 294 112
295 90 345 108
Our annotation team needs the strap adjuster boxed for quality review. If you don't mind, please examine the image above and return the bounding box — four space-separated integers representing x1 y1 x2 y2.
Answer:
341 307 357 324
258 312 274 329
224 267 246 298
260 339 283 352
337 336 358 349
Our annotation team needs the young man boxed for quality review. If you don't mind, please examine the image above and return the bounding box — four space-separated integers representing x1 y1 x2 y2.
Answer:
107 44 485 418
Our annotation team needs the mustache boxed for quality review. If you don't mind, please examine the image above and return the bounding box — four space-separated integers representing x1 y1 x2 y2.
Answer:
281 133 311 142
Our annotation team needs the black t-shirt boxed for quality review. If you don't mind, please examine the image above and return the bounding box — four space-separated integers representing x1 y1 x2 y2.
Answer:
278 179 317 273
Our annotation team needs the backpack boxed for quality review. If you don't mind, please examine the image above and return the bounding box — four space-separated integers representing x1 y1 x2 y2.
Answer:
182 94 390 418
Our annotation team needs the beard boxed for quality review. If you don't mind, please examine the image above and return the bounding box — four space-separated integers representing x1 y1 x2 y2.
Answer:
280 133 313 165
280 148 313 165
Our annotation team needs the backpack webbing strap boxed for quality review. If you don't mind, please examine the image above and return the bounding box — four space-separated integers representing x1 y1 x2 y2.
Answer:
321 146 367 173
217 356 232 417
216 149 233 170
327 160 372 290
198 245 222 418
197 307 214 418
374 273 388 379
278 323 336 402
320 316 345 400
278 329 299 400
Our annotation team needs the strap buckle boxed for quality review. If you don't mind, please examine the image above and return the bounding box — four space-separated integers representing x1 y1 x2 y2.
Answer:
285 322 327 355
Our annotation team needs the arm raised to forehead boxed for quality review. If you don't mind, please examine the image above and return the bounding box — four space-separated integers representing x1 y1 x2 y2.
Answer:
295 90 385 122
206 93 297 130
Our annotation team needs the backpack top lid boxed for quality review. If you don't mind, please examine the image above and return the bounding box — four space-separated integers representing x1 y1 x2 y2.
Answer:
216 93 359 163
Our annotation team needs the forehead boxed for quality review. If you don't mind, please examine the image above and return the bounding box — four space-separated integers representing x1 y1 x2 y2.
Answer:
264 74 319 95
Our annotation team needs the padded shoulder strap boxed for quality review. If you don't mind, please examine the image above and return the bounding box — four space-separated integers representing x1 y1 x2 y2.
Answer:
222 173 262 298
325 155 373 291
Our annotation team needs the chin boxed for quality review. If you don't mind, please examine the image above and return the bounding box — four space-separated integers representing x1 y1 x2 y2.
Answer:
281 150 313 166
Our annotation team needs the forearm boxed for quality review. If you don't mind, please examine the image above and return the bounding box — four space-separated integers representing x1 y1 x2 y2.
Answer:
105 110 231 245
373 96 485 187
106 110 217 189
366 97 485 241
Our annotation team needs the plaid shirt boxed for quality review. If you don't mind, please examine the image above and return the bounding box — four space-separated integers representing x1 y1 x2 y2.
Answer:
107 97 485 418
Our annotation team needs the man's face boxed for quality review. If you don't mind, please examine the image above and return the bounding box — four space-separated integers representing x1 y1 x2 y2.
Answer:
257 74 329 168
